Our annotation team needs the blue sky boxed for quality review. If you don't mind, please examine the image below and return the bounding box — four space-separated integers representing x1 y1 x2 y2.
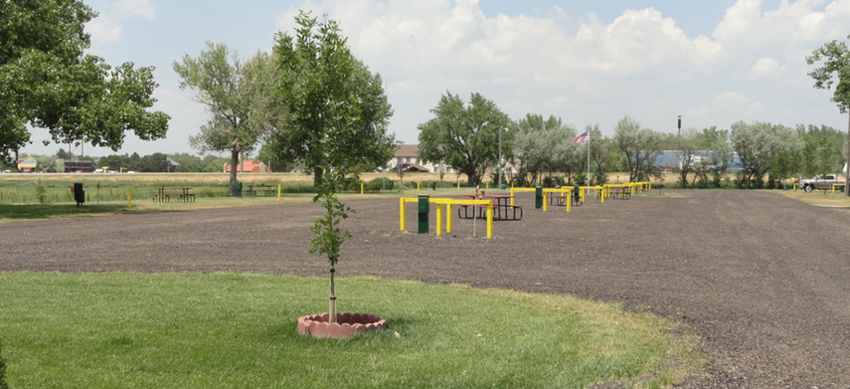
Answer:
21 0 850 158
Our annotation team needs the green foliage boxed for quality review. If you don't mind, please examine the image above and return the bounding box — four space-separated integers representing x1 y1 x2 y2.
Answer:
174 43 281 196
512 114 578 186
807 34 850 113
272 11 396 186
418 92 510 186
0 0 169 161
35 180 46 204
798 124 846 177
613 116 665 182
730 121 802 188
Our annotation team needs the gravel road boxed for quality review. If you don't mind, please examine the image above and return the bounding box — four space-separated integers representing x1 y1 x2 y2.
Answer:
2 189 849 387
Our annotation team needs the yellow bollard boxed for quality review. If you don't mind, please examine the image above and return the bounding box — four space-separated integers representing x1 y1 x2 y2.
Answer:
278 184 282 198
127 188 132 208
486 182 489 189
361 183 364 194
417 182 420 192
457 182 460 191
443 203 452 229
510 187 515 206
399 198 406 231
566 192 570 213
436 204 443 236
486 203 493 238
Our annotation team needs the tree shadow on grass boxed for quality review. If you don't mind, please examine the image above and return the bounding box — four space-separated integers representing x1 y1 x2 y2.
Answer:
0 204 129 221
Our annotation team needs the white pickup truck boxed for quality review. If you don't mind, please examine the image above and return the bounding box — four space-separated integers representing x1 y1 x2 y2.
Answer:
797 174 844 192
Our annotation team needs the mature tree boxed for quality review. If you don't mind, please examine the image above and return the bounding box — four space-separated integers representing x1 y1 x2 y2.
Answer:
174 43 281 195
418 92 510 186
676 128 704 188
511 114 577 185
613 116 665 182
585 124 618 185
798 124 845 178
139 152 169 172
696 127 733 188
0 0 169 162
807 34 850 195
730 121 802 188
168 152 205 172
271 11 396 186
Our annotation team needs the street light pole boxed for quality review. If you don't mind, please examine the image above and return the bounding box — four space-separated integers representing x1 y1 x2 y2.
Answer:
498 127 503 189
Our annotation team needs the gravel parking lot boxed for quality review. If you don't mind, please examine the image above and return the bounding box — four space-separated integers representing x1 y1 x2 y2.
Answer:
2 189 849 387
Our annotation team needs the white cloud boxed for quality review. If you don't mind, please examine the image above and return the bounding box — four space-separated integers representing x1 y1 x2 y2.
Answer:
748 57 780 78
114 0 155 20
87 0 156 44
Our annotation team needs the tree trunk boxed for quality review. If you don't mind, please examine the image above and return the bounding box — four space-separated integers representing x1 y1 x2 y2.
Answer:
229 149 239 196
329 263 337 324
313 166 324 187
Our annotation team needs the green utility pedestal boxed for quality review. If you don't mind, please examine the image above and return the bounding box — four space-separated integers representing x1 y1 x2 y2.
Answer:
418 195 429 234
535 187 543 209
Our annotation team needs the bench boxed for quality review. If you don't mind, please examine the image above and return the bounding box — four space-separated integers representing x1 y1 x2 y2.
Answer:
246 184 276 196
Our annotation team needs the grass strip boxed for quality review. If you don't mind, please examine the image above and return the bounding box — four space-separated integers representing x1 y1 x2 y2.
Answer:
0 272 700 388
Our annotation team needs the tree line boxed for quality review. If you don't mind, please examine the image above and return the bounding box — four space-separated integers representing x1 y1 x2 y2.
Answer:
416 95 848 189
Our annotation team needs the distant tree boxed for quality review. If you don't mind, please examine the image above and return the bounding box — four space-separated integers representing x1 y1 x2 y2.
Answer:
798 124 845 178
271 11 396 186
168 153 204 172
511 114 576 185
418 92 510 186
55 148 71 159
174 43 282 195
0 0 170 162
98 154 130 171
257 142 294 173
585 124 617 186
613 116 665 182
696 127 733 188
140 153 169 172
676 128 704 188
201 155 231 173
128 152 142 172
730 121 802 188
807 34 850 195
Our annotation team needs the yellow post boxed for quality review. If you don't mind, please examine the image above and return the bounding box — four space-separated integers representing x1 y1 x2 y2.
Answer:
399 198 406 231
436 204 443 236
486 182 489 189
127 188 132 208
457 181 460 191
566 192 570 213
417 182 420 192
361 183 364 194
601 187 605 204
486 202 493 238
446 203 453 233
543 192 548 212
510 187 515 206
278 184 282 198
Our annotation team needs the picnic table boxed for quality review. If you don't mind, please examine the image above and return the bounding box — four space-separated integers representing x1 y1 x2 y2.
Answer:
459 194 521 220
246 184 276 197
152 187 194 202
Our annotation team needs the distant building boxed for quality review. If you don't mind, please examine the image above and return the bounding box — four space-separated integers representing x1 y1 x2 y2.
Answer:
386 144 516 175
62 160 94 173
224 160 272 173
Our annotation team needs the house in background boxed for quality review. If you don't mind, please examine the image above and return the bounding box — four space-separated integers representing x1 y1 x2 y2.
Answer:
386 145 456 174
224 160 272 173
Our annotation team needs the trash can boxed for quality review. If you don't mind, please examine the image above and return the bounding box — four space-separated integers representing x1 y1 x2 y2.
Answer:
417 195 429 234
235 181 243 197
73 183 84 206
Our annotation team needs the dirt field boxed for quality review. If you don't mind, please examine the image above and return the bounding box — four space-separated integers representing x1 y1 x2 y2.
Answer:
2 190 850 387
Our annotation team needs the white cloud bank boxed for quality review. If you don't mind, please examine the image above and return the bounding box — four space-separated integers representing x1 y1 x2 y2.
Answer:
87 0 156 43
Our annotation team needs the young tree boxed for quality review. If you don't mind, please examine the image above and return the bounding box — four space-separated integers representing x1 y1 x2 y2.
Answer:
271 11 396 186
512 114 577 185
696 127 733 188
0 0 170 162
798 124 846 178
174 43 281 196
418 92 510 186
807 34 850 195
613 116 665 182
676 128 704 188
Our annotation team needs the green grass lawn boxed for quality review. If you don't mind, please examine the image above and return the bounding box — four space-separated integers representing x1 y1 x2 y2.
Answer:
0 273 701 388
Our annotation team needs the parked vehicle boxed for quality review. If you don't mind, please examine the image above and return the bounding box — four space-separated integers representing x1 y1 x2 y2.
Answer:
797 174 844 192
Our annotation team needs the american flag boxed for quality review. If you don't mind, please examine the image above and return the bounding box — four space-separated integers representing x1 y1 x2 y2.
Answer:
573 131 589 144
